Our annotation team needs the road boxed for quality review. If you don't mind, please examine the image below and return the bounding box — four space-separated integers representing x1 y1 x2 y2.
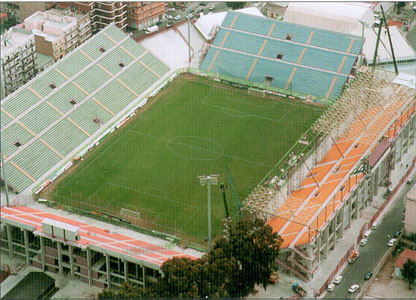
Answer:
325 172 416 299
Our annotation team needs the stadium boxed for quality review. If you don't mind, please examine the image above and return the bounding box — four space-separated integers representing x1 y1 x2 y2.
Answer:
1 10 415 293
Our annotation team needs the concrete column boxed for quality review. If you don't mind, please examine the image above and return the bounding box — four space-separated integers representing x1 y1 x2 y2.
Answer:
57 242 63 277
322 227 329 259
69 245 75 279
317 234 321 263
23 230 30 266
6 224 13 258
338 206 344 239
142 265 146 288
124 260 128 282
106 254 111 288
40 236 46 271
87 249 92 286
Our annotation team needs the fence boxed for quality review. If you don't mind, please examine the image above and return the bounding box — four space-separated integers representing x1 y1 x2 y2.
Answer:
318 244 354 295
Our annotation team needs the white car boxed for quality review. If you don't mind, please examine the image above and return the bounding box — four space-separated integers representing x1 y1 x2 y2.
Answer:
388 238 396 247
348 284 360 293
327 283 335 292
185 13 193 19
333 275 343 284
174 15 182 20
166 15 173 20
360 238 368 246
168 8 176 12
209 5 215 11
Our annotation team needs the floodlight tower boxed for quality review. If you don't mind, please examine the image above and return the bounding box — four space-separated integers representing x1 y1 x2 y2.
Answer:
198 174 218 249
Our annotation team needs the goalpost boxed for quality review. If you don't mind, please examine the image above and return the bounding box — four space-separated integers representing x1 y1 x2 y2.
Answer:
120 208 141 224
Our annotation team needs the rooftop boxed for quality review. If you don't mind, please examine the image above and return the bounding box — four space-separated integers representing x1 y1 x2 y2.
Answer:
395 249 416 269
361 25 416 63
0 28 34 58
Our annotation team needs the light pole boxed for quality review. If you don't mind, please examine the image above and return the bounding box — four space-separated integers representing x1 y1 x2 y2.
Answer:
359 19 366 66
198 174 219 249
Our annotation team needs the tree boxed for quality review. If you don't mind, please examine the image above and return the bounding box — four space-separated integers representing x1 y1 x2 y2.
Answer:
402 258 416 290
98 216 282 298
226 2 246 10
213 217 282 297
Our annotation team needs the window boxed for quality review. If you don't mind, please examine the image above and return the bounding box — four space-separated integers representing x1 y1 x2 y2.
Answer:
14 141 22 147
69 99 77 105
118 62 125 68
99 46 106 53
276 53 283 59
49 83 56 89
286 34 292 40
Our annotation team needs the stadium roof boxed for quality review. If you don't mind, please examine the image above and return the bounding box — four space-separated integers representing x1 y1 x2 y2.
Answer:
267 69 416 249
0 206 198 268
361 26 416 64
283 2 374 34
0 24 170 193
200 11 362 101
195 7 264 40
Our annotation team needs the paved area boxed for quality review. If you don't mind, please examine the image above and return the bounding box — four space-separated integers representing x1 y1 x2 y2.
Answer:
365 253 415 298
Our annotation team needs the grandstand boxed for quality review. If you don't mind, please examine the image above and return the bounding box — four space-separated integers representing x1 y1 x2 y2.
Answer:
0 205 200 288
0 24 170 194
200 11 362 101
244 67 416 280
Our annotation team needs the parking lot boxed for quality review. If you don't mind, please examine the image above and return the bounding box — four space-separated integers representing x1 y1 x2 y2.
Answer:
129 2 228 39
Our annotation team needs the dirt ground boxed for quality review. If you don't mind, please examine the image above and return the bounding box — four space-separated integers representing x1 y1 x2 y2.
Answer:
365 254 415 298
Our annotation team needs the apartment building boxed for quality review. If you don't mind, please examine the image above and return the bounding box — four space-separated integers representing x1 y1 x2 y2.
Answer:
0 27 37 98
67 2 165 32
2 2 56 23
47 8 92 46
23 9 91 62
126 2 165 30
70 2 128 32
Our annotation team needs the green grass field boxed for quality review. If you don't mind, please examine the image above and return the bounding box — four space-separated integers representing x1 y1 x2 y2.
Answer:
46 75 325 244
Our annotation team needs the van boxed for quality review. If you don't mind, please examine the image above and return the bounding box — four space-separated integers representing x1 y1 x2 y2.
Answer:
371 221 377 230
363 230 372 239
145 25 159 35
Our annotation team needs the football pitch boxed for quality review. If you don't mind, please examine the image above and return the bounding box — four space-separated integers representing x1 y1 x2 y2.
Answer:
45 74 325 244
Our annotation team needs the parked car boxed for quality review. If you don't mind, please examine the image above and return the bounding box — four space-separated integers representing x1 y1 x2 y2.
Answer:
364 271 373 280
166 15 173 20
360 238 368 246
186 13 193 19
166 22 173 27
363 229 372 239
387 238 396 247
174 15 182 20
200 2 207 6
333 275 343 285
348 284 360 293
209 5 216 11
168 8 176 12
327 282 335 292
156 20 162 25
394 230 401 238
